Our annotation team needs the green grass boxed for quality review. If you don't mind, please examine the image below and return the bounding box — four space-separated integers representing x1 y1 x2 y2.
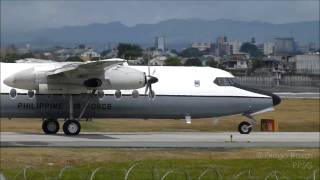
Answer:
1 148 319 180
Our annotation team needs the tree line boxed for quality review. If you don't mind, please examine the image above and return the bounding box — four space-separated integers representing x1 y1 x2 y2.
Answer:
1 42 262 68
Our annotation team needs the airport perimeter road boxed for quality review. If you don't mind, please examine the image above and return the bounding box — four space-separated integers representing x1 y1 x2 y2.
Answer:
1 132 319 148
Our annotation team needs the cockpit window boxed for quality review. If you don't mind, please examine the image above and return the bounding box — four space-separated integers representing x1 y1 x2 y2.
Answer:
214 77 238 86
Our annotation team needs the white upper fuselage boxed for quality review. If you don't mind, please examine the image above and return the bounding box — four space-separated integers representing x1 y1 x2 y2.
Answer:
0 62 268 98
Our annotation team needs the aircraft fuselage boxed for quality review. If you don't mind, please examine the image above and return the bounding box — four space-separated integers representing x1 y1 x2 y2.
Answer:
0 63 279 119
0 62 281 135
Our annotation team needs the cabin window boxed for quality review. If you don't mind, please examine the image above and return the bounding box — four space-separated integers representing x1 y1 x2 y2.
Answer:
214 77 237 86
27 90 35 99
114 90 122 100
9 89 17 99
97 90 105 100
132 89 139 98
194 80 200 87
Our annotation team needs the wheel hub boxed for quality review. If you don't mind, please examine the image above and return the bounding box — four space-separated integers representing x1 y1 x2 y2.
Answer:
68 123 78 134
241 125 249 132
47 122 57 131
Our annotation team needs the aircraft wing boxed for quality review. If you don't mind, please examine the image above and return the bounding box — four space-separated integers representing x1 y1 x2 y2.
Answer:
47 58 125 79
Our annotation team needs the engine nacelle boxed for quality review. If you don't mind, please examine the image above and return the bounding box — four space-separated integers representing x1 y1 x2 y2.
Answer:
3 68 37 90
103 66 146 90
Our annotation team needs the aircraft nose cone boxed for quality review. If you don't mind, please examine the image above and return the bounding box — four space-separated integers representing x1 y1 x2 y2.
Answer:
3 76 15 87
271 93 281 106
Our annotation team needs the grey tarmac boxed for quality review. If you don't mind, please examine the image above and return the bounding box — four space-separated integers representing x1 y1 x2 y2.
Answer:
1 132 319 148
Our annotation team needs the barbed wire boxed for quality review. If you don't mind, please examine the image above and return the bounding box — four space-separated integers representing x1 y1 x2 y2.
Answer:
1 164 319 180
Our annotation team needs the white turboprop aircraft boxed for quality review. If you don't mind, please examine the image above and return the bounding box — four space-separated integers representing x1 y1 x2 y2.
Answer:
0 58 281 135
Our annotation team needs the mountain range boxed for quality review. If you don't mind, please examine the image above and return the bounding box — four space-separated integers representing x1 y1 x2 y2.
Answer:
3 19 319 49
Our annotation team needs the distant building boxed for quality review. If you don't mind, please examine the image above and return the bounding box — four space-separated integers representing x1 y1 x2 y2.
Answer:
104 48 118 58
166 51 178 58
274 37 296 55
41 52 55 60
149 56 167 66
55 48 74 61
128 57 144 65
290 54 320 75
155 36 166 51
251 37 256 44
263 42 274 55
297 43 310 53
151 49 162 57
191 42 211 51
231 52 250 60
216 36 227 44
223 52 249 75
229 40 242 55
253 57 286 76
225 43 232 56
308 42 316 52
80 49 100 61
215 36 229 56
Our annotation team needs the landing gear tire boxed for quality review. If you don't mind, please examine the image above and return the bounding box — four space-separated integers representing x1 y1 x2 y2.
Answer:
238 121 252 134
63 120 81 136
42 119 59 134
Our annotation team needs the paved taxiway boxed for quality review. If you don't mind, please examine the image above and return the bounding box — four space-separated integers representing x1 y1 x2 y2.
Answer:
1 132 319 148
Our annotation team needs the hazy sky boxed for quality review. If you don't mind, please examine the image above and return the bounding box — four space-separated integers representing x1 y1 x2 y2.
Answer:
1 0 319 33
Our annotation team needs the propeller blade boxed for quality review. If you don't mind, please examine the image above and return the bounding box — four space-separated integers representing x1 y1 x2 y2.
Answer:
144 62 158 99
148 86 154 99
145 84 149 94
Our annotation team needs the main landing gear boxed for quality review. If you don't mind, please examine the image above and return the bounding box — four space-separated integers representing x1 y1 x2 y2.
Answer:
42 91 96 136
238 114 257 134
41 118 81 136
42 118 59 134
63 119 81 135
60 93 82 135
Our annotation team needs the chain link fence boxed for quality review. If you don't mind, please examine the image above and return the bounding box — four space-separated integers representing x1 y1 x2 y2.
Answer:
236 75 320 92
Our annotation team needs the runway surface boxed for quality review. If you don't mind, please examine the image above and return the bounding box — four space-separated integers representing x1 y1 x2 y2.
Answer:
1 132 319 148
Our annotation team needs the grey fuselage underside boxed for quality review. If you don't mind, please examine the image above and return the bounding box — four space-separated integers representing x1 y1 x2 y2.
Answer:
0 94 273 119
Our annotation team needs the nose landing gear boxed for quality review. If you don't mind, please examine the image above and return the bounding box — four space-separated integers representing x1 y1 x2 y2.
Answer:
238 121 252 134
238 114 257 134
